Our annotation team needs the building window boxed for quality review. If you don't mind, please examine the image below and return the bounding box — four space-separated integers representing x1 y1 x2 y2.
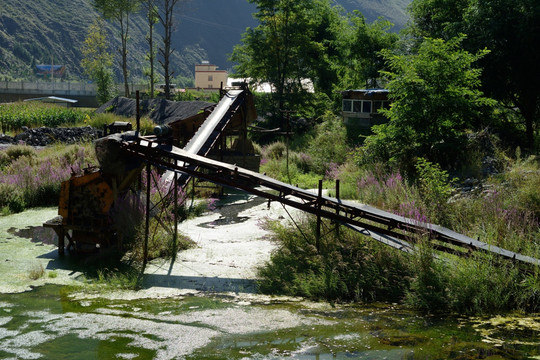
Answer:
353 100 362 113
362 101 372 113
342 99 352 112
208 75 213 81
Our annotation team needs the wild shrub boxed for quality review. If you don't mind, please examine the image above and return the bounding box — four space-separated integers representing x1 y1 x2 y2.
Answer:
415 158 455 225
258 217 411 302
307 115 349 175
263 141 287 160
0 143 97 214
0 183 25 213
5 145 36 161
290 152 312 173
28 263 45 280
0 151 10 168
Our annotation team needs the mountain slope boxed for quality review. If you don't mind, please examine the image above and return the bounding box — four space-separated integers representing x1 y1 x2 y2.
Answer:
0 0 410 82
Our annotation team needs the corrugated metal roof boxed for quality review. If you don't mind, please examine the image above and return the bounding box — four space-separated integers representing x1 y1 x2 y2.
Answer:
24 96 78 104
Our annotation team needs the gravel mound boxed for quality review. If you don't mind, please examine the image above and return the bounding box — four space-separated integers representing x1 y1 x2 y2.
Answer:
96 96 215 125
9 126 102 146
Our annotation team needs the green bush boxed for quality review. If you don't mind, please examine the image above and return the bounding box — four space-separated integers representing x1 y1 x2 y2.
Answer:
0 183 25 213
258 217 411 302
5 145 36 161
415 158 454 224
307 114 349 175
264 141 287 160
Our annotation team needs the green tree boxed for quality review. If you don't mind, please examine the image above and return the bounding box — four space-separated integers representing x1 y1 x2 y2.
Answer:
465 0 540 150
338 12 399 89
231 0 319 126
302 1 347 96
408 0 540 150
408 0 471 41
81 18 115 105
143 0 159 97
363 36 495 170
94 0 141 98
157 0 184 100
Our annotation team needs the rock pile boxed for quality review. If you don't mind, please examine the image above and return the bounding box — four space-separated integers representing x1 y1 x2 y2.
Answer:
2 126 102 146
96 96 214 125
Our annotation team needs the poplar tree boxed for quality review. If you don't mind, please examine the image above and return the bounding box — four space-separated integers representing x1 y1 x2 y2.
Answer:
81 18 115 105
94 0 141 97
157 0 183 100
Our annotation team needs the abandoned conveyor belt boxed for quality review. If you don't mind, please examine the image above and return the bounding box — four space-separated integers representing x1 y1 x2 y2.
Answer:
168 89 248 185
121 137 540 268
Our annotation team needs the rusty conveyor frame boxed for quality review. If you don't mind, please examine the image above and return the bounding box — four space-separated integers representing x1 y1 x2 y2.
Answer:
121 137 540 269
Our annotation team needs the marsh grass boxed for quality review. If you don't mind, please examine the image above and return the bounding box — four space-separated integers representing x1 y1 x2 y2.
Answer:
94 267 141 290
28 263 45 280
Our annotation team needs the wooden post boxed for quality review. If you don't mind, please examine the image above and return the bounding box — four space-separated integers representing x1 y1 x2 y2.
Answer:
58 228 65 255
136 90 140 136
172 172 178 261
143 162 151 269
335 179 340 237
316 179 322 251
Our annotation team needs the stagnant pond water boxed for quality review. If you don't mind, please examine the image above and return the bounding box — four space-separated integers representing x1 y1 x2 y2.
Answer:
0 285 539 359
1 205 539 359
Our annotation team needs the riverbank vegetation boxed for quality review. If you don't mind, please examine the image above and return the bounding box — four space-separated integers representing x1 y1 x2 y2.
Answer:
0 143 98 214
257 154 540 314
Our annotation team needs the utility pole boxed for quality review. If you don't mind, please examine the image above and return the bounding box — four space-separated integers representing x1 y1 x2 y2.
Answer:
280 109 294 184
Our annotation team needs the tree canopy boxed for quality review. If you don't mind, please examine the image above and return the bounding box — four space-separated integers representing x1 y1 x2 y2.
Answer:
231 0 399 126
408 0 540 150
364 36 494 170
94 0 142 97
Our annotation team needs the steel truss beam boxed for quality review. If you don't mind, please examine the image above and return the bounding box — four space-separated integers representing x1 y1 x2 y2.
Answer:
121 137 540 268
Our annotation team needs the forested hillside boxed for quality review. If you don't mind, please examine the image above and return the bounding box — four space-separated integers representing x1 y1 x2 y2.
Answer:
0 0 410 82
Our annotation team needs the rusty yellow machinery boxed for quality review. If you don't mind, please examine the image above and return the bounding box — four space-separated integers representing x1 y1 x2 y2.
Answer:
45 133 145 253
44 86 257 253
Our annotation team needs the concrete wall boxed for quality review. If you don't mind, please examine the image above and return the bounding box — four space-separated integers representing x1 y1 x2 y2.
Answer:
0 81 148 107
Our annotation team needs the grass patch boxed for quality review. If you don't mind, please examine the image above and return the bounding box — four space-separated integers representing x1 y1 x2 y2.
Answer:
28 263 45 280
